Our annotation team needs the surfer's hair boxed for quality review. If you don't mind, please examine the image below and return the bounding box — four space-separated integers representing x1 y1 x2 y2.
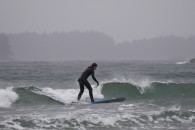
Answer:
91 63 97 67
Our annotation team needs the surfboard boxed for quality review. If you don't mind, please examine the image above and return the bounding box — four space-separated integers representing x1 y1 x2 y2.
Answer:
91 97 125 104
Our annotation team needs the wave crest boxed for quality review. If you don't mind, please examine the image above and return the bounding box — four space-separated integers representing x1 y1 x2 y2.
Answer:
12 86 103 106
101 82 195 100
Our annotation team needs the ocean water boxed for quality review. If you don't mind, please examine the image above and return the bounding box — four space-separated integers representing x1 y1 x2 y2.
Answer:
0 61 195 130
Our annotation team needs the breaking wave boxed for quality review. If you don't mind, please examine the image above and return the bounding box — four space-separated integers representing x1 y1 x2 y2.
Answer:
102 82 195 100
1 78 195 108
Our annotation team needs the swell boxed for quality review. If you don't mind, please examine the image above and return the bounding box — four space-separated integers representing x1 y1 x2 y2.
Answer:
14 86 64 105
101 82 195 100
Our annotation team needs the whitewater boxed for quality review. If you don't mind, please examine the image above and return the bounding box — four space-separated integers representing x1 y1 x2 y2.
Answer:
0 61 195 130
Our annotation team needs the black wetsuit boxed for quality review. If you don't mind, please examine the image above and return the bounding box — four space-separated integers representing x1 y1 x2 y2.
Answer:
78 66 99 102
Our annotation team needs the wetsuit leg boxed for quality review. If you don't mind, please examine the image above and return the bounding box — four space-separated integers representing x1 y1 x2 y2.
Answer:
83 80 94 102
78 81 84 101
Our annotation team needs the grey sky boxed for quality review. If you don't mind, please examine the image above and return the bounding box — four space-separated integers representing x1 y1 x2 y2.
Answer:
0 0 195 42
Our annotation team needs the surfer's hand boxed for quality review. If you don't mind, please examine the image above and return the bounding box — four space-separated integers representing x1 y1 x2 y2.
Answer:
97 82 99 86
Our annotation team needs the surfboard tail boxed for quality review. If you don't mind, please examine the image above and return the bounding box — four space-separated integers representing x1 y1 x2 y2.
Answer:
92 97 125 104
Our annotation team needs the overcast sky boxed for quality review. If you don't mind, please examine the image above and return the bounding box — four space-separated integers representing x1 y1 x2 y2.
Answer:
0 0 195 42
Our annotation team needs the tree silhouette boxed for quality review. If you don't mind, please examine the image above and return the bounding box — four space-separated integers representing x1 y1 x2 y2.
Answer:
0 34 13 61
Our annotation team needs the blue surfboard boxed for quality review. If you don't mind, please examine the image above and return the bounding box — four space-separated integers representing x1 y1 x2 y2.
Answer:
91 97 125 104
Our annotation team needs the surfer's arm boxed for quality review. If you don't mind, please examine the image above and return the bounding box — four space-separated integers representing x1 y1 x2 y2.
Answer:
92 73 99 86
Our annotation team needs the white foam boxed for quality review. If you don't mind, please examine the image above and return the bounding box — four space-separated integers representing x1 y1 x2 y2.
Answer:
34 111 124 129
172 115 191 123
0 119 24 130
118 104 137 110
2 108 193 130
102 76 152 87
0 87 19 108
39 85 104 104
120 104 135 107
168 105 181 111
176 59 189 65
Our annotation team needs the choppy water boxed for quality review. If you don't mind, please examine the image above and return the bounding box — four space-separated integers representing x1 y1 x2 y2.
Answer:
0 61 195 130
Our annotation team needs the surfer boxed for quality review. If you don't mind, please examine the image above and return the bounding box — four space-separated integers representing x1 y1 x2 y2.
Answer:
77 63 99 102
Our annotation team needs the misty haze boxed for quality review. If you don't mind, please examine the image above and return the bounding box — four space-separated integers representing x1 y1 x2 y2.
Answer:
0 0 195 62
1 32 195 61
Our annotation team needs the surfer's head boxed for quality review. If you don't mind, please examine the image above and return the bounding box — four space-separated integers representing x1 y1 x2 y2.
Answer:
91 63 97 70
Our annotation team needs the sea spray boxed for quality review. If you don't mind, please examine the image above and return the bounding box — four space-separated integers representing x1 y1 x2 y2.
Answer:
0 87 18 108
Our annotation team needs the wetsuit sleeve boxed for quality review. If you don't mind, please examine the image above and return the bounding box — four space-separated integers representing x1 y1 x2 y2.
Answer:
92 72 99 84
